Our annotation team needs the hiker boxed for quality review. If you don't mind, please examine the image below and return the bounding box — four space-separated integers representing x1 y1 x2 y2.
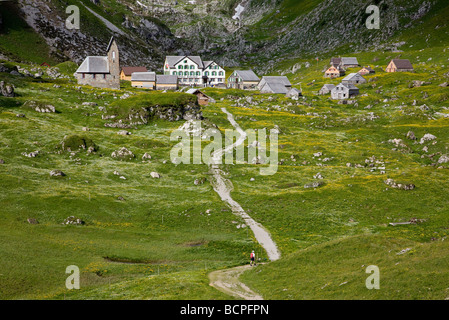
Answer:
250 251 256 266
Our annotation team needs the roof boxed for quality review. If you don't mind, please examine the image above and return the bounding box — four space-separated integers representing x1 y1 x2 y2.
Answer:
122 67 148 76
391 59 413 69
286 88 302 96
233 70 260 82
131 72 156 82
261 76 291 87
335 83 359 90
76 56 109 74
321 84 336 90
203 61 214 69
341 57 359 65
262 82 290 94
156 75 178 84
166 56 204 69
342 73 366 81
331 58 342 65
360 66 374 71
106 36 115 52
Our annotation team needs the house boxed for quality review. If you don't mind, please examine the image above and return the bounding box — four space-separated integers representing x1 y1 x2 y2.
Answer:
341 73 367 85
227 70 260 90
324 65 345 78
386 59 414 72
131 72 156 89
340 57 359 68
331 83 359 100
319 84 336 95
156 75 178 91
358 66 375 75
120 67 148 81
286 88 302 99
186 89 215 106
163 56 225 87
75 37 120 90
330 58 342 66
258 76 292 94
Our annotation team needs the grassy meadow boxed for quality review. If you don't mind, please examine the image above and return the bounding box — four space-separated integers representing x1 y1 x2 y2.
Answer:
1 41 449 299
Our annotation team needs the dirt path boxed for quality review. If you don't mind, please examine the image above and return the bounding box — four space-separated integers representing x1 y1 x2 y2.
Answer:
207 108 280 300
208 265 263 300
210 108 281 262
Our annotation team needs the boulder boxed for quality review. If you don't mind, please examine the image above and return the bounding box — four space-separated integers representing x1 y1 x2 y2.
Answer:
27 218 39 225
419 133 437 144
406 131 416 140
0 81 15 97
150 172 161 179
437 155 449 164
50 170 66 177
304 181 325 189
384 178 415 190
62 216 85 225
111 147 135 160
142 153 152 161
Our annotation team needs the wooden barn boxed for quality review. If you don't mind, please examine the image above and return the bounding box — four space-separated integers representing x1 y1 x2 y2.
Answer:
386 59 414 72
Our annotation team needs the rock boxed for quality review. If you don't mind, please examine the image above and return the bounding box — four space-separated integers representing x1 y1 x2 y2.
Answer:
117 196 125 201
194 178 206 185
82 102 98 107
0 159 4 164
62 216 85 226
82 127 90 132
384 179 415 190
304 181 325 189
313 152 322 157
250 177 255 182
27 218 39 225
150 172 161 179
437 155 449 164
420 133 437 144
142 153 152 161
439 82 448 87
50 170 66 177
0 81 15 97
111 147 135 160
22 151 40 158
314 172 323 179
406 131 416 140
16 113 26 118
117 130 131 136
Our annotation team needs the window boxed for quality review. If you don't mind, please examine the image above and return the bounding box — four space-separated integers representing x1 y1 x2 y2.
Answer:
205 71 209 76
184 60 188 64
190 71 195 76
196 71 201 76
190 65 195 70
219 71 224 76
212 71 217 76
173 71 177 75
184 71 189 76
93 74 96 79
178 65 183 70
103 74 106 79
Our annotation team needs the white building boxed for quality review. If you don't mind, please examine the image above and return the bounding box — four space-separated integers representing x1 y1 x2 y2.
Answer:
163 56 225 87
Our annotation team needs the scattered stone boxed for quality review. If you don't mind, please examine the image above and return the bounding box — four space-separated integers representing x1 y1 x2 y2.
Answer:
82 127 90 132
117 196 125 201
50 170 66 177
111 147 135 160
117 130 131 136
150 172 161 179
314 172 323 179
27 218 39 225
384 178 415 190
194 178 206 185
22 151 39 158
0 81 15 97
62 216 85 225
304 181 325 189
406 131 416 140
0 159 4 164
142 153 152 161
437 154 449 164
16 113 26 118
420 133 437 144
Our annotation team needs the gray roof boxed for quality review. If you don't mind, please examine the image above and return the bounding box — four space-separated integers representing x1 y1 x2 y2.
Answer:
342 73 366 81
166 56 204 69
131 72 156 82
261 76 291 87
233 70 260 82
341 57 359 66
335 83 359 90
322 84 336 90
156 75 178 84
76 56 109 74
262 82 290 94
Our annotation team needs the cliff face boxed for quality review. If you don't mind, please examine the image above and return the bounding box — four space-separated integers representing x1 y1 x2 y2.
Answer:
1 0 448 72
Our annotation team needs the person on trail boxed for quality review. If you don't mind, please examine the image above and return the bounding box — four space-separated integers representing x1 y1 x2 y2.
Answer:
250 251 256 266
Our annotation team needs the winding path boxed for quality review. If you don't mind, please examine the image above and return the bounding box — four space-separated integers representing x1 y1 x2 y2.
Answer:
207 108 280 299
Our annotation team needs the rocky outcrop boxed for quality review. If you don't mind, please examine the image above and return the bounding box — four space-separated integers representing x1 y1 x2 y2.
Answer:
0 81 15 97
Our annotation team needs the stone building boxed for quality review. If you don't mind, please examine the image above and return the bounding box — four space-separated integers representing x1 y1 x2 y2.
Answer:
75 37 120 90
